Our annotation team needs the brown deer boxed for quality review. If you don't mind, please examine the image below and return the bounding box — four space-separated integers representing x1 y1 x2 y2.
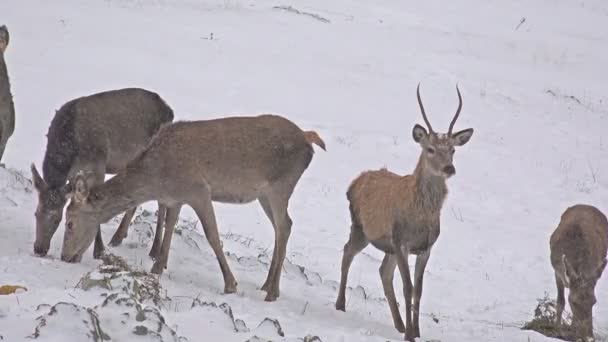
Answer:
0 25 15 163
61 114 325 302
31 88 173 259
335 84 473 341
550 204 608 341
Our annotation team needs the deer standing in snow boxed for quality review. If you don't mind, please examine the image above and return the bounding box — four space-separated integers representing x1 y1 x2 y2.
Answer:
61 114 325 302
0 25 15 163
31 88 172 258
550 204 607 341
335 84 473 341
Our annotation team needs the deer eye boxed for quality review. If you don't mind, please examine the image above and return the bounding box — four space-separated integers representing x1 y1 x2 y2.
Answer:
427 147 435 154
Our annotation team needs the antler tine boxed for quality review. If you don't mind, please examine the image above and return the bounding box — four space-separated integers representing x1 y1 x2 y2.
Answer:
448 84 463 136
416 83 434 133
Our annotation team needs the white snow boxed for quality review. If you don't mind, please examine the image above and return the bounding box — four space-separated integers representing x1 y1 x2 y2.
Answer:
1 0 608 341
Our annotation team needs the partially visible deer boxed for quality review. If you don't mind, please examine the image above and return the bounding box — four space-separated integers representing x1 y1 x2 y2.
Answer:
335 84 473 341
31 88 173 259
0 25 15 163
61 114 325 302
550 204 608 341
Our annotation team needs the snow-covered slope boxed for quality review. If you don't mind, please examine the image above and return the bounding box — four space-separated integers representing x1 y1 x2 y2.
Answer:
1 0 608 341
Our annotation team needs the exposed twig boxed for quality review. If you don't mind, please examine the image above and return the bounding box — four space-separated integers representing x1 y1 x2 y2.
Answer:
273 5 331 23
515 17 526 31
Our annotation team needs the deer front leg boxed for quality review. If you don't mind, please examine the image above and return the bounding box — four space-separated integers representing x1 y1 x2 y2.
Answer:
151 205 181 274
555 273 565 326
413 250 431 338
380 253 405 333
191 190 237 294
149 204 167 259
394 240 415 341
109 207 137 246
93 227 105 259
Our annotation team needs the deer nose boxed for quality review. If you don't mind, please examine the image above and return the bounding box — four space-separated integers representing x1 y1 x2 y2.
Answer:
443 165 456 176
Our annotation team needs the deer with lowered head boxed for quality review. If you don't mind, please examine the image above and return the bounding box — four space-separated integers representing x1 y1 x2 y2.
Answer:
335 84 473 341
550 204 607 341
0 25 15 163
61 114 325 302
31 88 173 259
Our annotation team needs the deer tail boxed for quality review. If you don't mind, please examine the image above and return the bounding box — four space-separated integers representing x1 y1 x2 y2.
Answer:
303 131 326 151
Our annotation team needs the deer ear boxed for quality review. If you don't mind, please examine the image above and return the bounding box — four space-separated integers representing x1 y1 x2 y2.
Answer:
69 173 89 203
412 124 428 143
31 164 47 192
562 254 579 285
595 258 607 279
452 128 474 146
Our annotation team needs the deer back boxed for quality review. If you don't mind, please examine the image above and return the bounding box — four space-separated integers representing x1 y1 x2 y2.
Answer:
130 114 316 202
43 88 174 187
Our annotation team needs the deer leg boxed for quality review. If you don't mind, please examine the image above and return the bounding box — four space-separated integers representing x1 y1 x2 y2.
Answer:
109 207 137 246
190 191 237 294
90 165 107 259
149 203 167 259
260 191 294 302
93 228 104 259
412 250 431 338
336 224 369 311
380 253 405 333
395 243 414 342
555 273 565 326
151 205 181 274
258 196 278 292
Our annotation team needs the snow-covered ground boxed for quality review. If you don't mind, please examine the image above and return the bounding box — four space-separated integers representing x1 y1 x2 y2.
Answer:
2 0 608 341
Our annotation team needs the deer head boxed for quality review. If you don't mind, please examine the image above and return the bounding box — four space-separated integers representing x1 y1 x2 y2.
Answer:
61 172 100 262
31 164 71 256
0 25 8 53
412 84 474 178
563 254 607 339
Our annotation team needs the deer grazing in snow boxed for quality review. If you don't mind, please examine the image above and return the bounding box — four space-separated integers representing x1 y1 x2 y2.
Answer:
550 204 607 341
61 114 325 302
335 84 473 341
31 88 173 259
0 25 15 163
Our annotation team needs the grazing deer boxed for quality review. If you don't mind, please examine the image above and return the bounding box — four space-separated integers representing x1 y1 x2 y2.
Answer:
0 25 15 163
335 84 473 341
61 114 325 302
31 88 173 259
550 204 608 341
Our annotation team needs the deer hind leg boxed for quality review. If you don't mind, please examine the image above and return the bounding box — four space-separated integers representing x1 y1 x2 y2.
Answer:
149 203 167 259
412 250 431 338
189 187 237 294
335 223 369 311
109 207 137 246
259 189 294 302
151 205 181 274
555 273 565 326
380 253 405 333
258 196 277 293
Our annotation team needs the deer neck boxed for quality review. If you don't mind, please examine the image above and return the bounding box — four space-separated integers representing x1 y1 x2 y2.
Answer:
86 171 153 223
410 155 448 214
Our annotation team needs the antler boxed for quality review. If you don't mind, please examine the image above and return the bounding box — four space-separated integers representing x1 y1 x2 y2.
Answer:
416 83 434 133
448 84 463 136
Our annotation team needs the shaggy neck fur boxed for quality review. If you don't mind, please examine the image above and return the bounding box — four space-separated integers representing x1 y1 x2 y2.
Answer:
410 155 448 214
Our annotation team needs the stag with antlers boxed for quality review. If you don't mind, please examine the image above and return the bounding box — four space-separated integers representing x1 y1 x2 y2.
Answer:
335 84 474 341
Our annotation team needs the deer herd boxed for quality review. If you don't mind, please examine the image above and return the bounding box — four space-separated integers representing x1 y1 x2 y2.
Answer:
0 24 606 342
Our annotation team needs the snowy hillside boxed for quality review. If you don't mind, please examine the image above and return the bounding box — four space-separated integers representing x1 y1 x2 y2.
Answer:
2 0 608 341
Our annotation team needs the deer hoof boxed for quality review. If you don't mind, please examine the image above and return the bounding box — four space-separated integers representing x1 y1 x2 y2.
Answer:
108 235 124 247
224 281 237 294
150 261 165 275
395 322 405 333
335 300 346 312
264 292 279 302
